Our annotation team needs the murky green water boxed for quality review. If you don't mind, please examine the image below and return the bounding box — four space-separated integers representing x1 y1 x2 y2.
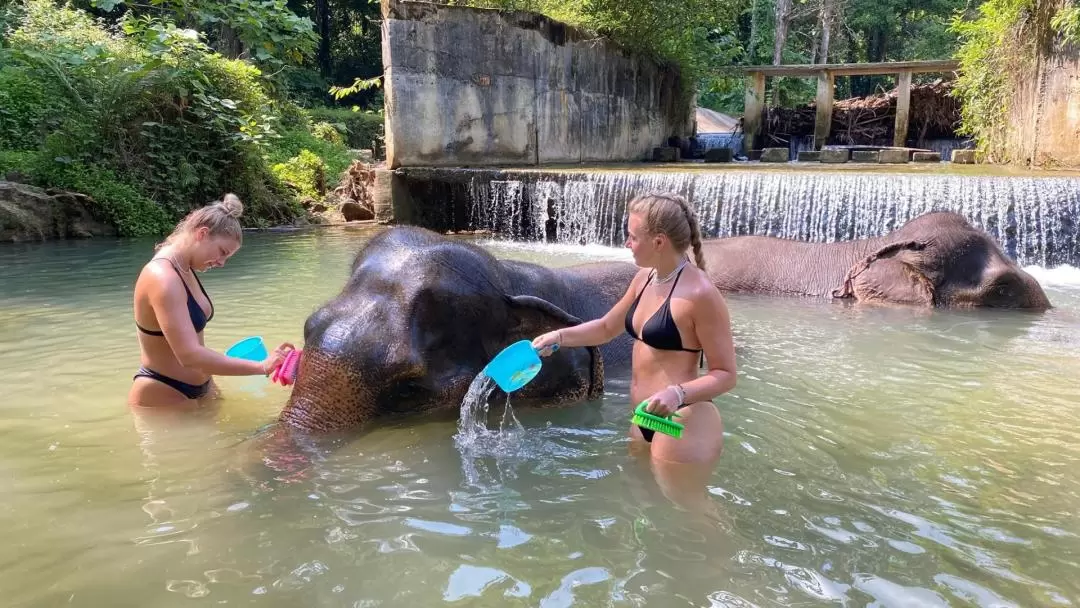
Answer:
2 226 1079 607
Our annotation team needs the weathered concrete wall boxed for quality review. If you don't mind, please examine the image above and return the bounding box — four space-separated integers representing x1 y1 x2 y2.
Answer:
380 0 693 169
1030 42 1080 166
1005 38 1080 167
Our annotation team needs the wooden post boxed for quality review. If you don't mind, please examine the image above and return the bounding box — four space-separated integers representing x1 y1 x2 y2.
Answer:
742 71 766 155
893 69 912 147
813 70 834 150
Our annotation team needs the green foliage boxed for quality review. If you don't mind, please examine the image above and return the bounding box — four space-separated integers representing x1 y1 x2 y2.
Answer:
271 149 325 199
263 127 354 189
0 0 355 235
311 121 344 145
1 147 172 236
306 106 383 150
328 74 381 101
455 0 746 92
89 0 318 67
1052 3 1080 41
949 0 1036 160
34 157 174 236
0 149 37 177
0 66 74 149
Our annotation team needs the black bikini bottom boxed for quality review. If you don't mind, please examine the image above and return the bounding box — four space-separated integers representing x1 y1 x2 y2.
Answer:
638 403 690 443
134 367 211 400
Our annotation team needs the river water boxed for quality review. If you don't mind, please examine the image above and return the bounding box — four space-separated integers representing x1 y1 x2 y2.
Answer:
1 225 1079 607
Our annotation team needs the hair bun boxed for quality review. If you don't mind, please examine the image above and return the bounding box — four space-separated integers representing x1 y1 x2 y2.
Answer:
219 193 243 219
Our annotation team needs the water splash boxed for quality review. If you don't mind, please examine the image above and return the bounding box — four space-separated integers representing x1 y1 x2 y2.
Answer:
464 169 1080 267
453 373 525 455
452 372 533 488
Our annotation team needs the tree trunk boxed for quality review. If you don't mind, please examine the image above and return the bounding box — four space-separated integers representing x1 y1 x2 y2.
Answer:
316 0 332 77
747 0 761 63
217 23 244 60
818 0 835 64
772 0 793 65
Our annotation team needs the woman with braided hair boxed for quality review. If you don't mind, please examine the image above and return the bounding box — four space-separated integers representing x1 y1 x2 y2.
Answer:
532 192 736 467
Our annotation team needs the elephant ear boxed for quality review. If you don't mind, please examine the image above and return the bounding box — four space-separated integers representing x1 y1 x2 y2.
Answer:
832 240 936 306
505 295 604 400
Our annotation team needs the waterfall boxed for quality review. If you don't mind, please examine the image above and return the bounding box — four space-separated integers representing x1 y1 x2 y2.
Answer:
462 168 1080 267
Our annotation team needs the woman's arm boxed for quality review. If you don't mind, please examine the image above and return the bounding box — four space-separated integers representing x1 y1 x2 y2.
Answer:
678 287 737 403
145 269 279 376
533 269 650 353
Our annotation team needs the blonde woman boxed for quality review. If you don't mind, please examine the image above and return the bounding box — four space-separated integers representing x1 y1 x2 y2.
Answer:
532 192 737 466
129 194 293 406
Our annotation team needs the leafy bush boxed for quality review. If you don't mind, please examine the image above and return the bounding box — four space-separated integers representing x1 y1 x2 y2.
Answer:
312 121 344 145
271 149 326 199
948 0 1078 162
0 66 75 150
263 128 354 189
306 107 384 150
0 0 354 234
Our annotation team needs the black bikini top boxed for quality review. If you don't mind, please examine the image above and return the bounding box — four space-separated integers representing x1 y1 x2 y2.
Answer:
136 258 214 336
624 266 702 353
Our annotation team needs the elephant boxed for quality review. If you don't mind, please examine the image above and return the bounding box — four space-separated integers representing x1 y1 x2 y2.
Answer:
280 225 639 432
704 211 1051 310
280 211 1050 433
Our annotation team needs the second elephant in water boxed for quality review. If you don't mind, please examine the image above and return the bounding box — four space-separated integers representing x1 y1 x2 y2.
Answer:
703 211 1050 310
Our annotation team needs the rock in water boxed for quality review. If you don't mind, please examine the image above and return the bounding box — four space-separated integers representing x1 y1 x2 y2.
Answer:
0 181 115 242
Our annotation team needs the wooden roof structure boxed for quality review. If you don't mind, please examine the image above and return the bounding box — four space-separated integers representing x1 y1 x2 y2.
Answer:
731 60 961 153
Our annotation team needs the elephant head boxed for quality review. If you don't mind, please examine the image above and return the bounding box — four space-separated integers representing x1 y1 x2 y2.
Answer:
834 212 1051 310
280 226 625 433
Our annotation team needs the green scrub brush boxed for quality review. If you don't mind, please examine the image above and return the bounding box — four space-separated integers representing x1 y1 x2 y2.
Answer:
631 402 685 439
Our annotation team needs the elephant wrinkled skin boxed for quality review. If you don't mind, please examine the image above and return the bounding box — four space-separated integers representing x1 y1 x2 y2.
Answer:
281 212 1050 433
280 226 637 432
704 211 1051 310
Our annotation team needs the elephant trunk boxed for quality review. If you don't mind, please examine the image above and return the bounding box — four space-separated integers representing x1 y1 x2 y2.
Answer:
280 348 377 433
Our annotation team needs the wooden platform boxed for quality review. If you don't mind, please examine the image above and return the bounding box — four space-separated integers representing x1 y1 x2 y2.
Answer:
730 60 961 155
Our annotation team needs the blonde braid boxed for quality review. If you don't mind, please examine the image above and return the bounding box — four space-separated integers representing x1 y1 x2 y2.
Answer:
672 196 706 271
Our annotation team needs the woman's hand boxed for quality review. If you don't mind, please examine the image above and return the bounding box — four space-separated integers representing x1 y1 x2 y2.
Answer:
531 330 562 357
260 342 296 375
642 385 684 417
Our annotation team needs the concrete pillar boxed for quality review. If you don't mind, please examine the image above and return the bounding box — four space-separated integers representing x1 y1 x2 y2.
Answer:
893 70 912 148
814 71 834 150
743 71 766 155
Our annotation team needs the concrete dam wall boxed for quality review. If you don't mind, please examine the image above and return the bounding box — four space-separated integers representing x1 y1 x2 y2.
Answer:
1007 41 1080 167
379 0 694 169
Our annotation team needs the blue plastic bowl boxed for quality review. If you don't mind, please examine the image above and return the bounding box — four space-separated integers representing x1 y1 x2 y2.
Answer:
226 336 268 361
483 339 552 393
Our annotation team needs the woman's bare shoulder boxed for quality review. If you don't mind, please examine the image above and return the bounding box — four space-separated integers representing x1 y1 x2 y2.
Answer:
136 259 181 297
686 267 727 305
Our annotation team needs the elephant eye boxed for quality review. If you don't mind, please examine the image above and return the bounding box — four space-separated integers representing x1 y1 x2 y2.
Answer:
990 281 1015 298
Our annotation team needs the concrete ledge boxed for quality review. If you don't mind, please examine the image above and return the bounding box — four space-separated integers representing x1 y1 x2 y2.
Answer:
653 147 681 162
704 148 733 163
796 151 821 162
951 149 977 164
913 152 942 162
851 150 880 163
878 149 910 164
820 149 850 163
760 148 790 163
